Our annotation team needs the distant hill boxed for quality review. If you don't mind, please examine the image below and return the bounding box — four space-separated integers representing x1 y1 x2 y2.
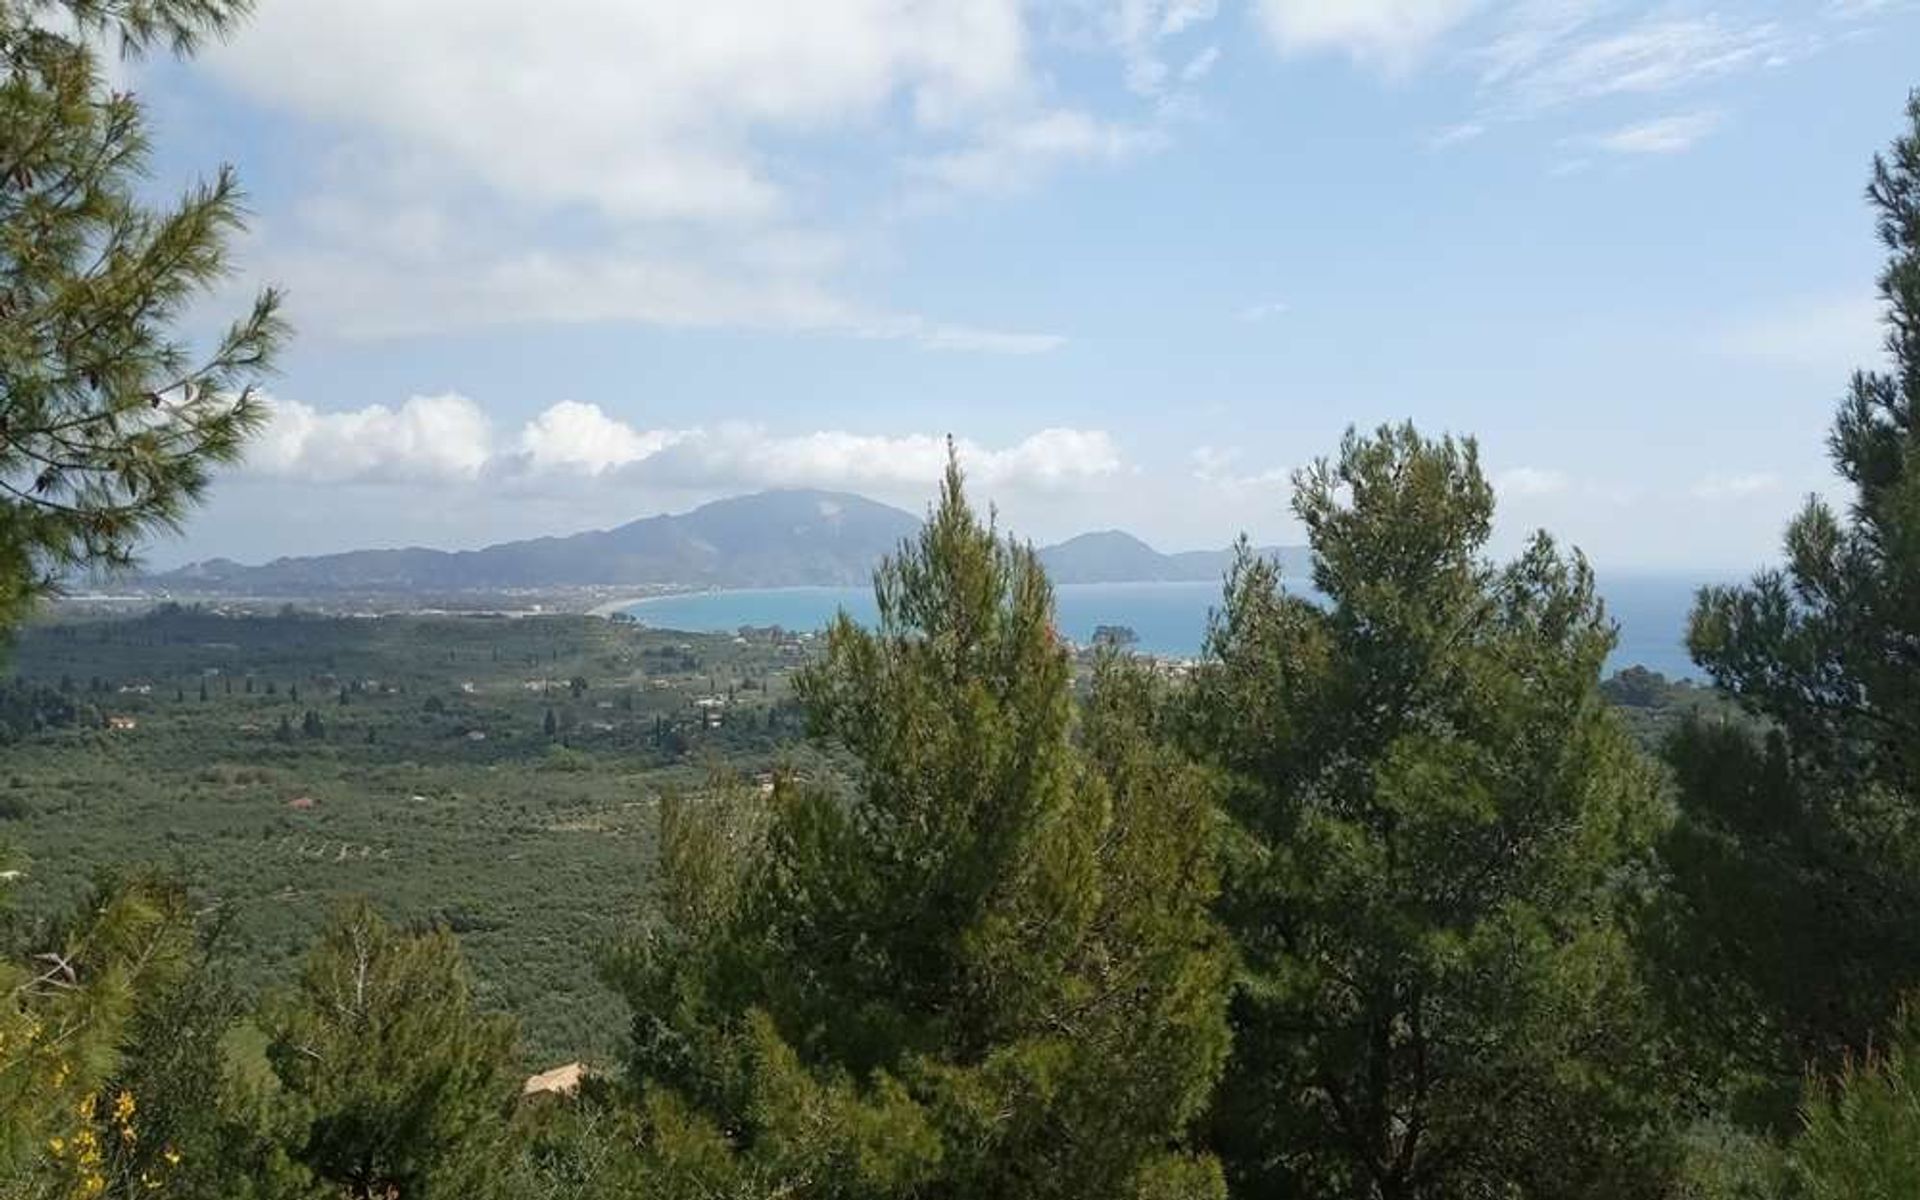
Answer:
1035 531 1307 584
158 490 921 594
153 490 1307 595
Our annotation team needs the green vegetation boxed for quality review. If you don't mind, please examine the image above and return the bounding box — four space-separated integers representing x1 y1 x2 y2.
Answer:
7 0 1920 1192
0 606 817 1062
0 0 284 629
603 463 1231 1198
1185 427 1675 1196
1650 88 1920 1139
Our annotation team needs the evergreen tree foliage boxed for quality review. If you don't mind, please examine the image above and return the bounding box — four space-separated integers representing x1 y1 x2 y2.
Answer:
1182 424 1672 1198
605 456 1232 1199
0 0 284 630
1658 92 1920 1119
1789 1008 1920 1199
246 901 521 1199
0 872 200 1196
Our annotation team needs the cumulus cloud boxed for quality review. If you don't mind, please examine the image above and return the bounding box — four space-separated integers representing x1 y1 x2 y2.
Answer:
515 401 684 475
200 0 1192 347
1588 110 1723 154
245 395 1122 495
208 0 1032 224
247 394 495 483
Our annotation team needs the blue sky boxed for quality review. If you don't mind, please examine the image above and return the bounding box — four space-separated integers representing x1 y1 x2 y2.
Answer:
133 0 1920 571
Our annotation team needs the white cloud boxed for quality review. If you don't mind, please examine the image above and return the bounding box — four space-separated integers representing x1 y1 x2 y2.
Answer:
1494 466 1569 496
246 395 1122 495
1251 1 1815 149
202 0 1188 347
248 394 495 483
1824 0 1910 19
1181 45 1223 82
909 109 1166 196
516 402 684 475
1589 110 1722 154
209 0 1032 224
1238 300 1290 322
1481 13 1791 115
1427 121 1488 150
1716 295 1886 371
1102 0 1221 95
1254 0 1489 70
1691 472 1780 501
1191 445 1292 490
253 233 1064 352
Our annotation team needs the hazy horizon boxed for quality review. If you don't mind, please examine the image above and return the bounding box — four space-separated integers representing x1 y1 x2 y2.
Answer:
126 0 1920 572
139 483 1758 578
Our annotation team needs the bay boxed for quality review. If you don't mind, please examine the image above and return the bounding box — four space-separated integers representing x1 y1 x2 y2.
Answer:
626 573 1721 679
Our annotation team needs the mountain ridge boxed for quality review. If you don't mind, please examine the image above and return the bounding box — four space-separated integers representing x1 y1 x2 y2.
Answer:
153 489 1306 594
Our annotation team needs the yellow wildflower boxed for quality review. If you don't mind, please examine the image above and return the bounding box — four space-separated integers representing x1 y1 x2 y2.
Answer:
46 1136 64 1156
112 1090 136 1123
162 1146 181 1167
76 1092 95 1120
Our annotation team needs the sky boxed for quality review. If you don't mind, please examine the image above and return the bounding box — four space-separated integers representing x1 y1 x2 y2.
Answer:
126 0 1920 572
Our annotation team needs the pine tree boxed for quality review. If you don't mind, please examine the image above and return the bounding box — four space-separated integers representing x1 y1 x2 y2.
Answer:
1788 1008 1920 1198
606 455 1231 1199
0 873 200 1189
1183 424 1673 1197
1658 92 1920 1122
250 901 522 1198
0 0 284 631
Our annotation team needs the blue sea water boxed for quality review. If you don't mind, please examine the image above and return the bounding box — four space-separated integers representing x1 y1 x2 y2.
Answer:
626 573 1721 680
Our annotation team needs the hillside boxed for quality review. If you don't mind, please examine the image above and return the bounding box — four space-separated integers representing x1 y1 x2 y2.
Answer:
155 491 1307 595
1036 530 1308 584
157 490 923 593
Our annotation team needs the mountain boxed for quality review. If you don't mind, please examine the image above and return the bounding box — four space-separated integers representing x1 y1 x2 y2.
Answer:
158 490 921 594
1035 531 1305 584
152 490 1307 595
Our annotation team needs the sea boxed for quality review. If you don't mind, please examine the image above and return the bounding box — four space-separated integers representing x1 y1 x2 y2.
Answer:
624 573 1728 680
